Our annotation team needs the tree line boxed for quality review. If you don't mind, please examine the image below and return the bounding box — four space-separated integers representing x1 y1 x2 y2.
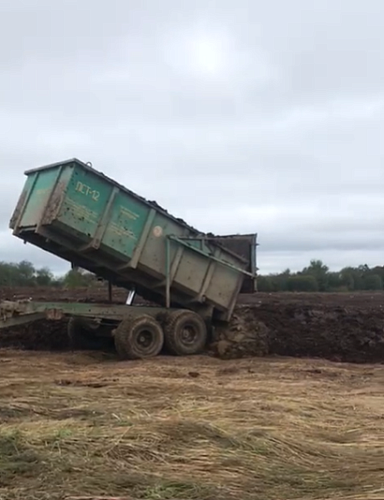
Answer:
257 260 384 292
0 259 383 292
0 261 98 288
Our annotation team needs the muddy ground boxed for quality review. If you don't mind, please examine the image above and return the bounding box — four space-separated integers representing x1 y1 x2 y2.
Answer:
0 286 384 363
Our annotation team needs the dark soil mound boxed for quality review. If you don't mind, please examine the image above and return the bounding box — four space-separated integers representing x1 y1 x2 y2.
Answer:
0 320 69 351
261 303 384 363
211 302 384 363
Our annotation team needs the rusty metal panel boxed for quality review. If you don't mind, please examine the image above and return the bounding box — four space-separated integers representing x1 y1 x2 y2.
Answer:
209 234 258 292
11 168 62 229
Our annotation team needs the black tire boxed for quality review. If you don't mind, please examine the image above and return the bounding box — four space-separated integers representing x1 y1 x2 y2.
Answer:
67 317 104 350
114 315 164 360
164 310 207 356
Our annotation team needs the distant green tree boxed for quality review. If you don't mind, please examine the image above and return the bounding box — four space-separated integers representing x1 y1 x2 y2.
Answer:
35 267 54 286
17 261 36 286
327 272 343 291
1 257 383 294
63 269 97 288
0 263 15 286
301 260 329 291
257 276 274 292
371 266 384 281
278 269 291 291
339 267 355 290
0 261 38 286
349 265 369 290
264 275 280 292
255 259 383 293
287 275 319 292
363 274 383 291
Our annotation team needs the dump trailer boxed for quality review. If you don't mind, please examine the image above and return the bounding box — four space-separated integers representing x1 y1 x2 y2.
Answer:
0 158 257 359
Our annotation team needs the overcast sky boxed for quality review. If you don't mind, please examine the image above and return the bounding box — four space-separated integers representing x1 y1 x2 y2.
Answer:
0 0 383 275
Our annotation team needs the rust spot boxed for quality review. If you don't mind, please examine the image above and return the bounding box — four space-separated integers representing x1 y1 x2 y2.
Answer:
41 180 67 224
45 309 64 320
9 189 28 229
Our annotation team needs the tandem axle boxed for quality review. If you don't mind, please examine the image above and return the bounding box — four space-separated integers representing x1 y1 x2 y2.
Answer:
0 300 209 359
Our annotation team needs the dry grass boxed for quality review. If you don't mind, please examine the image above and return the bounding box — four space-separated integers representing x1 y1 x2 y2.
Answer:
0 350 383 500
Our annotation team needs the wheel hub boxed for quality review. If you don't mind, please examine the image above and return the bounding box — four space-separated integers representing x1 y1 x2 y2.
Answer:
138 329 153 348
181 325 197 345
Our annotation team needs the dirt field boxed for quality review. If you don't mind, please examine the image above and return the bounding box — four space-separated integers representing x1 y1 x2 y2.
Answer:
1 288 384 499
2 285 384 308
0 287 384 363
0 350 383 500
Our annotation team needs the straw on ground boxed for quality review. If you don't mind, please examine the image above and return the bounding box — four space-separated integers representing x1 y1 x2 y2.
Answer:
0 350 383 500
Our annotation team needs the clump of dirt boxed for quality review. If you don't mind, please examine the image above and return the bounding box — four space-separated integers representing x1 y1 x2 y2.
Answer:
211 306 269 359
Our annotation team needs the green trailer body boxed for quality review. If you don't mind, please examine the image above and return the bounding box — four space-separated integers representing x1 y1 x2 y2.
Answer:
9 159 257 322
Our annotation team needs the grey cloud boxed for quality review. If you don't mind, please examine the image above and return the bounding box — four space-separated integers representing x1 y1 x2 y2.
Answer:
0 0 383 275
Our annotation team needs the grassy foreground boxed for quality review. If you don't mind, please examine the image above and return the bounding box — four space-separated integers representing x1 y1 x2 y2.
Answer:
0 350 383 500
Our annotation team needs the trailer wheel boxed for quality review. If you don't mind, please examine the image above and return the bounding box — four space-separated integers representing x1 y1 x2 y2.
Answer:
67 317 104 350
164 310 207 356
114 315 164 360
